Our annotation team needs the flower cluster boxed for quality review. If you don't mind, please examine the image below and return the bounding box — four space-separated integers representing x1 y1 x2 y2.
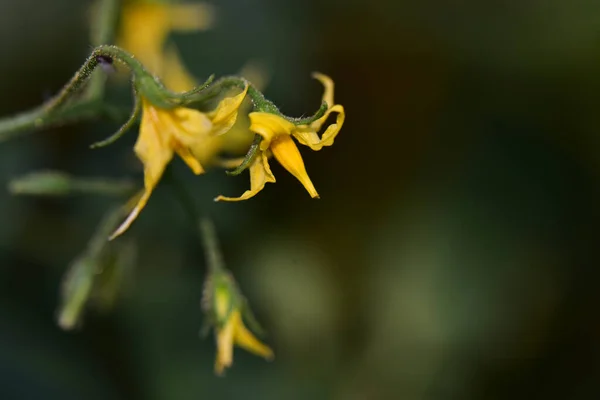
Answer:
108 1 346 238
2 0 345 376
110 1 345 372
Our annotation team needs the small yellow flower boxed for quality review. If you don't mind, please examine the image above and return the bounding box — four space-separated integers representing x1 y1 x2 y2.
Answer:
215 73 345 201
212 282 273 375
110 85 248 239
118 0 215 91
215 310 274 375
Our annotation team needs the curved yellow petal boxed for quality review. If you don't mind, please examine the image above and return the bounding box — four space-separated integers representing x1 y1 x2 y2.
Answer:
214 152 275 201
109 101 175 239
231 312 274 360
293 104 345 151
248 112 295 150
270 135 319 198
208 85 249 136
174 145 204 175
165 107 213 170
215 317 235 376
109 190 151 240
312 72 334 108
170 107 213 143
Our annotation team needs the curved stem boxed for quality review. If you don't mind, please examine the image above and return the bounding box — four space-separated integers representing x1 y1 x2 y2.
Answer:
199 218 226 274
0 106 46 142
225 135 262 176
165 167 225 274
0 45 143 143
90 89 141 148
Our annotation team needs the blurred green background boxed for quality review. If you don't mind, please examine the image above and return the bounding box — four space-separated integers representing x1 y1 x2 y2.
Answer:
2 0 600 399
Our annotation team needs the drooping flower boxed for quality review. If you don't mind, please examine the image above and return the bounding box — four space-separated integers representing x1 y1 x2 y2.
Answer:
215 310 274 375
209 274 273 375
118 0 215 91
215 73 345 201
110 85 248 239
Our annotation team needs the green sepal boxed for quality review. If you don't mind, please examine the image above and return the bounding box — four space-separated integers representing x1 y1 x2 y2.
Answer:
90 89 142 149
240 299 266 338
290 101 328 125
225 134 262 176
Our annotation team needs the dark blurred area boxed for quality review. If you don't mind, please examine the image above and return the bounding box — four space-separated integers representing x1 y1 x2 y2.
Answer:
2 0 600 399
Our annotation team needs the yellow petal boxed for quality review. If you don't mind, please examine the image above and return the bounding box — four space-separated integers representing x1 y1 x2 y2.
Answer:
170 106 224 166
214 157 246 170
239 61 270 92
215 318 235 376
219 123 255 155
118 3 171 73
208 85 250 136
135 102 176 178
218 103 255 155
214 152 276 201
248 112 295 150
190 135 225 166
270 136 319 198
312 72 334 108
162 45 198 92
168 3 215 32
119 3 212 86
109 189 152 240
171 107 213 140
231 312 274 360
174 145 204 175
109 101 175 239
166 106 212 172
293 104 345 151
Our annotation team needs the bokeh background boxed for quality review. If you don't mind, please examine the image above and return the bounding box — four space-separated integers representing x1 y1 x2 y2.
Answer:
2 0 600 399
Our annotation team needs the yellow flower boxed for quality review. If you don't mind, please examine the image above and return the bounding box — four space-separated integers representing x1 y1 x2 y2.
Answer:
212 284 273 375
118 1 258 167
215 310 274 375
118 0 215 91
215 73 345 201
110 85 248 239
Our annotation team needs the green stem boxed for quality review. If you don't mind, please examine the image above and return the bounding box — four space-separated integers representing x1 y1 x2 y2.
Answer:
165 168 225 274
43 45 144 113
199 218 226 274
0 105 46 141
0 45 143 143
247 85 280 114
